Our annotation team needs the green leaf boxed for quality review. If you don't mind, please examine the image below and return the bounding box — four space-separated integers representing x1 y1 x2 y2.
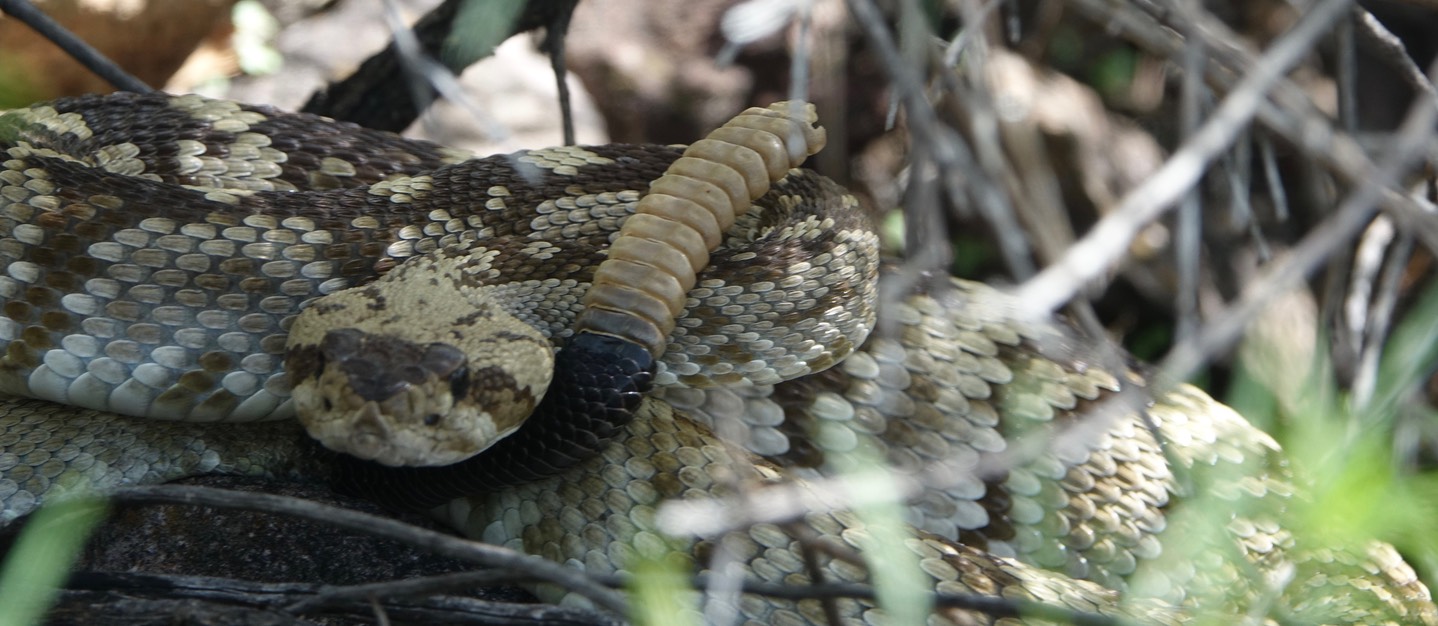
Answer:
629 550 699 626
0 499 107 626
442 0 527 69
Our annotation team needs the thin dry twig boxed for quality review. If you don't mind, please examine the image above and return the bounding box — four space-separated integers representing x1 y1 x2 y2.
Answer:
1159 69 1438 382
285 570 528 613
846 0 1033 284
1174 0 1207 344
96 485 629 615
302 0 579 132
1354 7 1438 102
1351 219 1414 408
945 0 1038 281
1117 0 1438 253
1012 0 1358 317
57 571 615 626
0 0 152 93
378 0 511 147
287 566 1135 626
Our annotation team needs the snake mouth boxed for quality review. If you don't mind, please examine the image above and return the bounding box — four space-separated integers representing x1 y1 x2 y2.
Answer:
345 401 396 463
303 390 508 467
292 345 532 467
295 368 512 467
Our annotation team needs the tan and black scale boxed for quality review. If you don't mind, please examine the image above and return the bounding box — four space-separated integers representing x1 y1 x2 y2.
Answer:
1 93 1435 624
0 94 868 434
3 278 1432 622
634 279 1435 623
4 93 471 193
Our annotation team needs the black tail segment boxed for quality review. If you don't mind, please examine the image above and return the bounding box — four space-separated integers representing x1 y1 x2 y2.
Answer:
331 332 655 510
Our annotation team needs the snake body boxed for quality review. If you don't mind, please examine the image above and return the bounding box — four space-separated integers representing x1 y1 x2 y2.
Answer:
0 93 1435 624
0 93 862 469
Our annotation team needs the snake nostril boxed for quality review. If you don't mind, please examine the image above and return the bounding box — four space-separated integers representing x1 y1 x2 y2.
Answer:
448 364 470 401
322 397 333 411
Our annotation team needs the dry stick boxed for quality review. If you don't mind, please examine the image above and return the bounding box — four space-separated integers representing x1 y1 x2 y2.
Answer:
540 5 577 146
1174 0 1206 345
1343 218 1393 404
286 571 537 613
775 53 863 606
942 0 1005 65
1062 0 1438 393
638 572 1133 626
784 521 845 626
101 485 1128 625
1354 7 1438 102
1092 0 1438 403
1323 6 1364 364
1229 132 1268 261
698 7 823 622
1011 0 1356 317
291 566 1134 626
0 0 152 93
1257 134 1291 223
788 3 814 117
1353 222 1414 409
1159 81 1438 383
136 566 1136 626
370 597 393 626
99 484 629 615
946 0 1038 281
302 0 579 132
1091 1 1438 384
63 571 616 625
1335 8 1359 132
1133 0 1438 396
378 0 511 147
845 0 1033 282
1119 0 1438 255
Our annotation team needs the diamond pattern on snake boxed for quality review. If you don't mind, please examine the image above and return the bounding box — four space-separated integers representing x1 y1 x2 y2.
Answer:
0 93 1433 624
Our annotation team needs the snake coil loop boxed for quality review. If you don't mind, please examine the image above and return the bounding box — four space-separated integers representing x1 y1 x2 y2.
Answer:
0 94 1435 625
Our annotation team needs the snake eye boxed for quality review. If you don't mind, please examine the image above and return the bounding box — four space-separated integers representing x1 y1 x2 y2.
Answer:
448 364 471 401
424 413 442 426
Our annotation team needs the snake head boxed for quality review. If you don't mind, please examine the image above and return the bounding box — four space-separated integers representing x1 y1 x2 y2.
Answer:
287 327 551 467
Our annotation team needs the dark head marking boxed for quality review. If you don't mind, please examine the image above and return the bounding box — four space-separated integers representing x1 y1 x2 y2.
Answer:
311 330 478 406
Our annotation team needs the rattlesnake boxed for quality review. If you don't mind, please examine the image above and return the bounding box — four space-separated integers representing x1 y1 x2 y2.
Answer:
0 93 1434 624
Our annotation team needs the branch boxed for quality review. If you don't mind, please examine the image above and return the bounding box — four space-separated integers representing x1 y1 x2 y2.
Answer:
96 485 629 616
301 0 579 132
56 572 617 626
1011 0 1357 316
0 0 152 93
1158 65 1438 383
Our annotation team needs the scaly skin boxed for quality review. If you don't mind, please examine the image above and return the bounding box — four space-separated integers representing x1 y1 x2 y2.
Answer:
0 94 1432 623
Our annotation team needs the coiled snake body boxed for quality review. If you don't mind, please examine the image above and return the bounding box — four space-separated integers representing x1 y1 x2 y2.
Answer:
0 93 1434 624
